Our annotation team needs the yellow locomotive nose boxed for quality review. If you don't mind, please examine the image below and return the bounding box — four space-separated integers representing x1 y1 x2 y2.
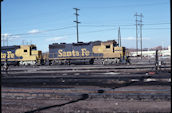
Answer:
15 49 23 57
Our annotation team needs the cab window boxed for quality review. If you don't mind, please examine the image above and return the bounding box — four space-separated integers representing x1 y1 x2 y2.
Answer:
32 47 37 50
106 45 110 49
24 50 27 52
113 43 118 47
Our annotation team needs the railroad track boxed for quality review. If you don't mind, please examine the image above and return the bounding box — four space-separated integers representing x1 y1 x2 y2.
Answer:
2 61 171 113
2 72 171 101
2 73 171 88
2 87 171 101
2 69 171 113
1 63 171 73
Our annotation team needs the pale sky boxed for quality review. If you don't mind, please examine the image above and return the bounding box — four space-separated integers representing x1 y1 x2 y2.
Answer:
1 0 170 52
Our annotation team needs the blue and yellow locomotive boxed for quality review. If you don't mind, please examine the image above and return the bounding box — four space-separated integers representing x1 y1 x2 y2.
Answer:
1 40 129 65
1 44 42 65
48 40 128 65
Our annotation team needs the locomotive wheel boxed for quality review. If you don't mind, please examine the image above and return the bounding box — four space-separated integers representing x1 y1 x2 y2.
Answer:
89 59 94 64
94 59 103 64
103 59 111 65
116 59 120 63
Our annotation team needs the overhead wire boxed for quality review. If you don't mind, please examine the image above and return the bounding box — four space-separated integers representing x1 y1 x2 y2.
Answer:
7 26 75 36
80 23 170 27
81 2 169 9
9 27 170 40
2 22 170 39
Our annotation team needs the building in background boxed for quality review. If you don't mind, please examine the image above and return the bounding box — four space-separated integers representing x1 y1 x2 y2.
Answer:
130 45 171 57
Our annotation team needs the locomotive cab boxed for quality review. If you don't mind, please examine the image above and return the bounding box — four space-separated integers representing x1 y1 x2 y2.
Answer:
30 45 42 60
92 40 128 64
15 44 42 65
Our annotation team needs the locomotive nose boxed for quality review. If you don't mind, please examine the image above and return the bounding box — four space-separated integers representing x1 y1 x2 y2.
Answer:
15 49 22 57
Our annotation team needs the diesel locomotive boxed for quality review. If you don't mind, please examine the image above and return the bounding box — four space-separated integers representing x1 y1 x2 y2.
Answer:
1 40 129 65
47 40 129 65
1 44 42 66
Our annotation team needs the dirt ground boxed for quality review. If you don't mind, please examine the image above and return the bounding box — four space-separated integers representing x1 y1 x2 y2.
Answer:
2 98 171 113
1 64 171 113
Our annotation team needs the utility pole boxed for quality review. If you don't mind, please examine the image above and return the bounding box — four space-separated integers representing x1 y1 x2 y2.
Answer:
135 12 139 56
135 12 143 58
155 50 159 72
73 8 80 43
7 36 8 46
0 0 4 47
0 0 2 46
139 13 143 59
118 27 121 47
2 35 8 46
2 35 4 46
22 40 24 45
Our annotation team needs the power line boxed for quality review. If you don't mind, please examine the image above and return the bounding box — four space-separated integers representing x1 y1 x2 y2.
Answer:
119 27 170 30
44 28 115 36
3 22 170 36
41 26 75 32
6 26 75 36
2 27 170 43
81 24 134 27
2 27 170 38
143 23 170 25
80 23 170 27
3 27 169 46
81 2 169 9
142 28 170 29
21 27 172 37
1 24 170 39
14 29 114 39
81 28 114 34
